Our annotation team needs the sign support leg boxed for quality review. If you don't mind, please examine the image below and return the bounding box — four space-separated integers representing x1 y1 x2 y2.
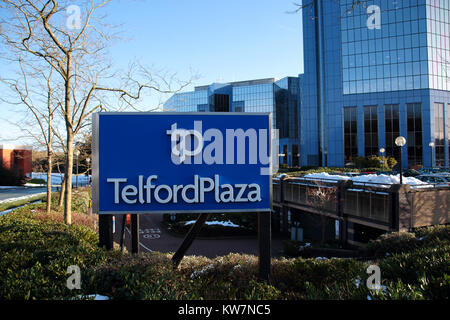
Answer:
131 214 140 254
99 214 113 250
119 214 126 252
258 211 271 282
172 213 209 269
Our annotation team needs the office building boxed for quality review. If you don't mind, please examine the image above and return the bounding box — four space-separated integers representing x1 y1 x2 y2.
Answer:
163 77 301 166
301 0 450 168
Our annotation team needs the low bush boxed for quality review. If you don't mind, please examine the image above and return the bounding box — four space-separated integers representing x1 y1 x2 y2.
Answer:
353 155 397 170
0 210 107 299
27 178 46 185
365 232 420 257
0 200 448 300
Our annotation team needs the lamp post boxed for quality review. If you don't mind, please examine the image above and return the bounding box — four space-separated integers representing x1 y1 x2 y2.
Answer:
395 136 406 184
75 150 80 188
379 147 385 169
428 142 434 169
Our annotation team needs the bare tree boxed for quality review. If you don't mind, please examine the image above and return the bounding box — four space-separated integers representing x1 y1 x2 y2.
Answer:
290 0 367 13
0 0 194 224
306 181 338 246
0 58 58 213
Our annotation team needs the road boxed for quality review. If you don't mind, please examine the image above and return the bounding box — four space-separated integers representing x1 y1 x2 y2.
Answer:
0 186 51 202
114 213 286 258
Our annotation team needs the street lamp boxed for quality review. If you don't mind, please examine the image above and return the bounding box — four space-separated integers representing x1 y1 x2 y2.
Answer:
395 136 406 184
75 149 80 188
379 148 386 169
428 142 435 169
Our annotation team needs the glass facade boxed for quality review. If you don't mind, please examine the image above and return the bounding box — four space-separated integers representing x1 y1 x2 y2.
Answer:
427 0 450 91
434 102 445 166
385 104 400 161
406 103 423 166
341 0 430 95
163 77 301 167
344 107 358 161
274 77 299 139
163 90 208 112
363 105 379 156
232 83 274 114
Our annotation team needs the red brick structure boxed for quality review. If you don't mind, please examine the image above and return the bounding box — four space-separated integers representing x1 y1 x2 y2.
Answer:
0 144 33 178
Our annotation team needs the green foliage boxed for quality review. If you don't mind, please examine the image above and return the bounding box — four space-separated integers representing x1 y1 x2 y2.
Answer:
0 212 107 299
0 193 46 212
27 178 46 184
283 167 360 177
365 225 450 257
0 201 448 300
365 232 420 257
378 246 450 299
353 155 397 169
49 187 91 213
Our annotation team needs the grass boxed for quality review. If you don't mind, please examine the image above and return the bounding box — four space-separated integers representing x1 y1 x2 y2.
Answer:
0 193 47 212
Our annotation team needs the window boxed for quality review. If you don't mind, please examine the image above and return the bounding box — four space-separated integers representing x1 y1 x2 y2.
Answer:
364 106 378 156
406 103 423 166
385 104 400 162
344 107 358 162
435 103 445 167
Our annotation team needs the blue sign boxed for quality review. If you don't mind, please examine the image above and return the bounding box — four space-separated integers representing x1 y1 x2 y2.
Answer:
92 112 272 214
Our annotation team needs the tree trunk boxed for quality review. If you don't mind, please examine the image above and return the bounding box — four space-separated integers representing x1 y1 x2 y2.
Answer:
64 133 74 225
63 52 73 225
46 150 52 213
58 174 65 208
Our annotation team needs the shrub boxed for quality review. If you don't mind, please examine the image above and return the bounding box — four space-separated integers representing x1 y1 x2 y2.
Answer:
1 201 449 300
378 245 450 299
27 178 46 184
354 155 397 169
0 212 107 299
365 232 420 257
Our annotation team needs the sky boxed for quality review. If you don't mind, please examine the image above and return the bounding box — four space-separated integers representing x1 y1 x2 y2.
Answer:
0 0 303 147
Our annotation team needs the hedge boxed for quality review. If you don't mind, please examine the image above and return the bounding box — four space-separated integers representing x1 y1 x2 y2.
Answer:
0 202 448 300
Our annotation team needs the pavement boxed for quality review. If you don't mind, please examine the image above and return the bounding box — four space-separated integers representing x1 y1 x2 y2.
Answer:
114 213 286 258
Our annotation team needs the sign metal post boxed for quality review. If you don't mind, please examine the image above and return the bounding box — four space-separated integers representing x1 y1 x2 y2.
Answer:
131 214 140 254
172 213 210 268
98 214 113 250
258 211 271 282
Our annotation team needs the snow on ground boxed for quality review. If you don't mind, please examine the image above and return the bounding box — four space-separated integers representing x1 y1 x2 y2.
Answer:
184 220 241 228
303 172 429 188
0 192 46 204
